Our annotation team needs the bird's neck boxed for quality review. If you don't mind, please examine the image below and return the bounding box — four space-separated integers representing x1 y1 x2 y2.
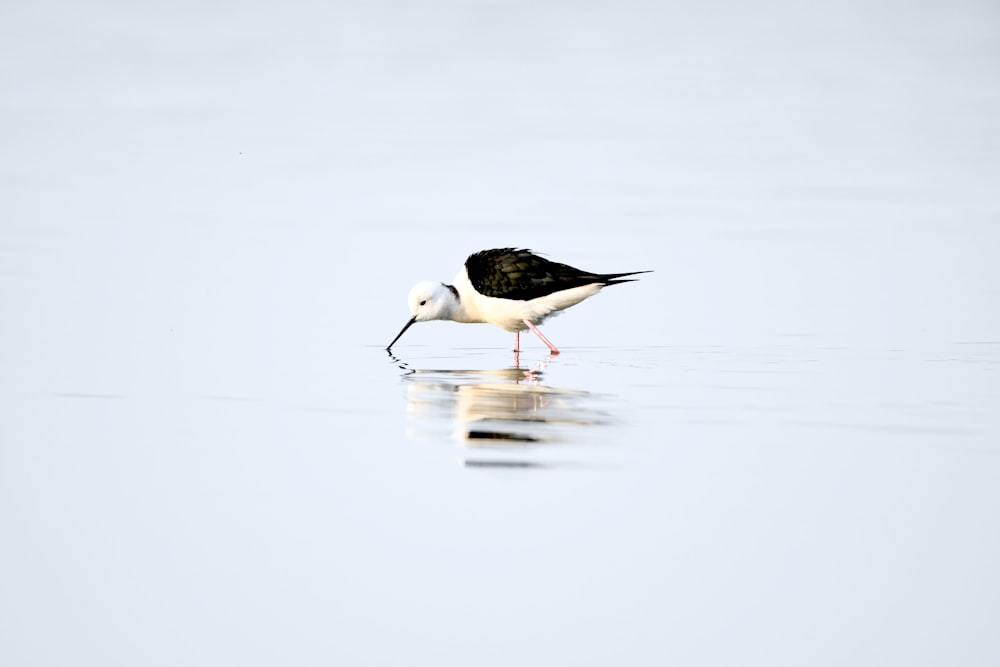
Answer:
445 274 486 324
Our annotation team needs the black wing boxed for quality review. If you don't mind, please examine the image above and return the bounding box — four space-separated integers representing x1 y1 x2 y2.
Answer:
465 248 647 301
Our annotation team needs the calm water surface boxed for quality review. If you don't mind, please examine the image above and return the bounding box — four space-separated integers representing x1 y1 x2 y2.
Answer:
2 0 999 665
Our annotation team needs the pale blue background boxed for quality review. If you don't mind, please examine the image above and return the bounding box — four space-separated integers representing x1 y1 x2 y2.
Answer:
2 0 998 665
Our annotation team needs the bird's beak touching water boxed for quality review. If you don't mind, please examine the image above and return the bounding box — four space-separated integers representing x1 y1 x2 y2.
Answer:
386 316 417 351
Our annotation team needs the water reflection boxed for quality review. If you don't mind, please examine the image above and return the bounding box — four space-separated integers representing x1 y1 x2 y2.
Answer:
389 352 608 464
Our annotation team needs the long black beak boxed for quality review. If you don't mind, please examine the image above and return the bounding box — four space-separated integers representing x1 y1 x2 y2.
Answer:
386 316 417 351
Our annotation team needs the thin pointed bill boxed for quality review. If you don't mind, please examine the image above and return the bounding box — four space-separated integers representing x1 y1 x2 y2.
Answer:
387 316 417 351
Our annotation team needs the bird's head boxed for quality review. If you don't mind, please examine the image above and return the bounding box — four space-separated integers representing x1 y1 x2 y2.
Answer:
386 281 459 351
407 281 456 323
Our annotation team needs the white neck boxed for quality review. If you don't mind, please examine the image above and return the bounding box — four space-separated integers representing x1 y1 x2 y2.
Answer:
448 270 486 323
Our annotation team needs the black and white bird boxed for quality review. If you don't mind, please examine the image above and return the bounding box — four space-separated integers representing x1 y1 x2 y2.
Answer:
387 248 649 354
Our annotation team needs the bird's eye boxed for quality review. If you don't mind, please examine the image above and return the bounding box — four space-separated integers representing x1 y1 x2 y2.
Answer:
419 300 427 306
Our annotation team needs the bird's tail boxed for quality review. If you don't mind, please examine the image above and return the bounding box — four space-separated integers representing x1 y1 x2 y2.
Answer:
600 270 652 286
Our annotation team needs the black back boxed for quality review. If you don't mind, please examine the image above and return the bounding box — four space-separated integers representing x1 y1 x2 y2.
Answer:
465 248 645 301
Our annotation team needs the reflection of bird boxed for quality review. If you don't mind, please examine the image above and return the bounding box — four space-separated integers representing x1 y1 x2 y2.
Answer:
387 248 650 354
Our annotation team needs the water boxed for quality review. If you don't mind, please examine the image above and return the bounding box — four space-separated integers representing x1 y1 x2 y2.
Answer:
2 0 999 665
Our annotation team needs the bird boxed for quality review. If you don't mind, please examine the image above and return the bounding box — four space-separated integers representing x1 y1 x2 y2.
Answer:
386 248 649 354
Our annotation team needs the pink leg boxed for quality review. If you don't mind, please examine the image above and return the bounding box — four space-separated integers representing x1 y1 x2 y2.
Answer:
523 319 560 355
514 330 520 352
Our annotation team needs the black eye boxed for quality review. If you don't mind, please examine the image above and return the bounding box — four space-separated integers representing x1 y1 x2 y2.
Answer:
419 300 427 306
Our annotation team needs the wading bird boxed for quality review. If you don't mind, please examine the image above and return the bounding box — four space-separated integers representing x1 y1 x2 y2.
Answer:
387 248 649 354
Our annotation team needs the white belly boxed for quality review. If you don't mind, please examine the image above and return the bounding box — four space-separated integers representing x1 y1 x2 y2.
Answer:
452 268 603 332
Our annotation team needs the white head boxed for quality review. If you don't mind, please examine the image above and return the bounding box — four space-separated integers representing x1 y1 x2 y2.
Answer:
386 281 460 350
407 281 458 323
